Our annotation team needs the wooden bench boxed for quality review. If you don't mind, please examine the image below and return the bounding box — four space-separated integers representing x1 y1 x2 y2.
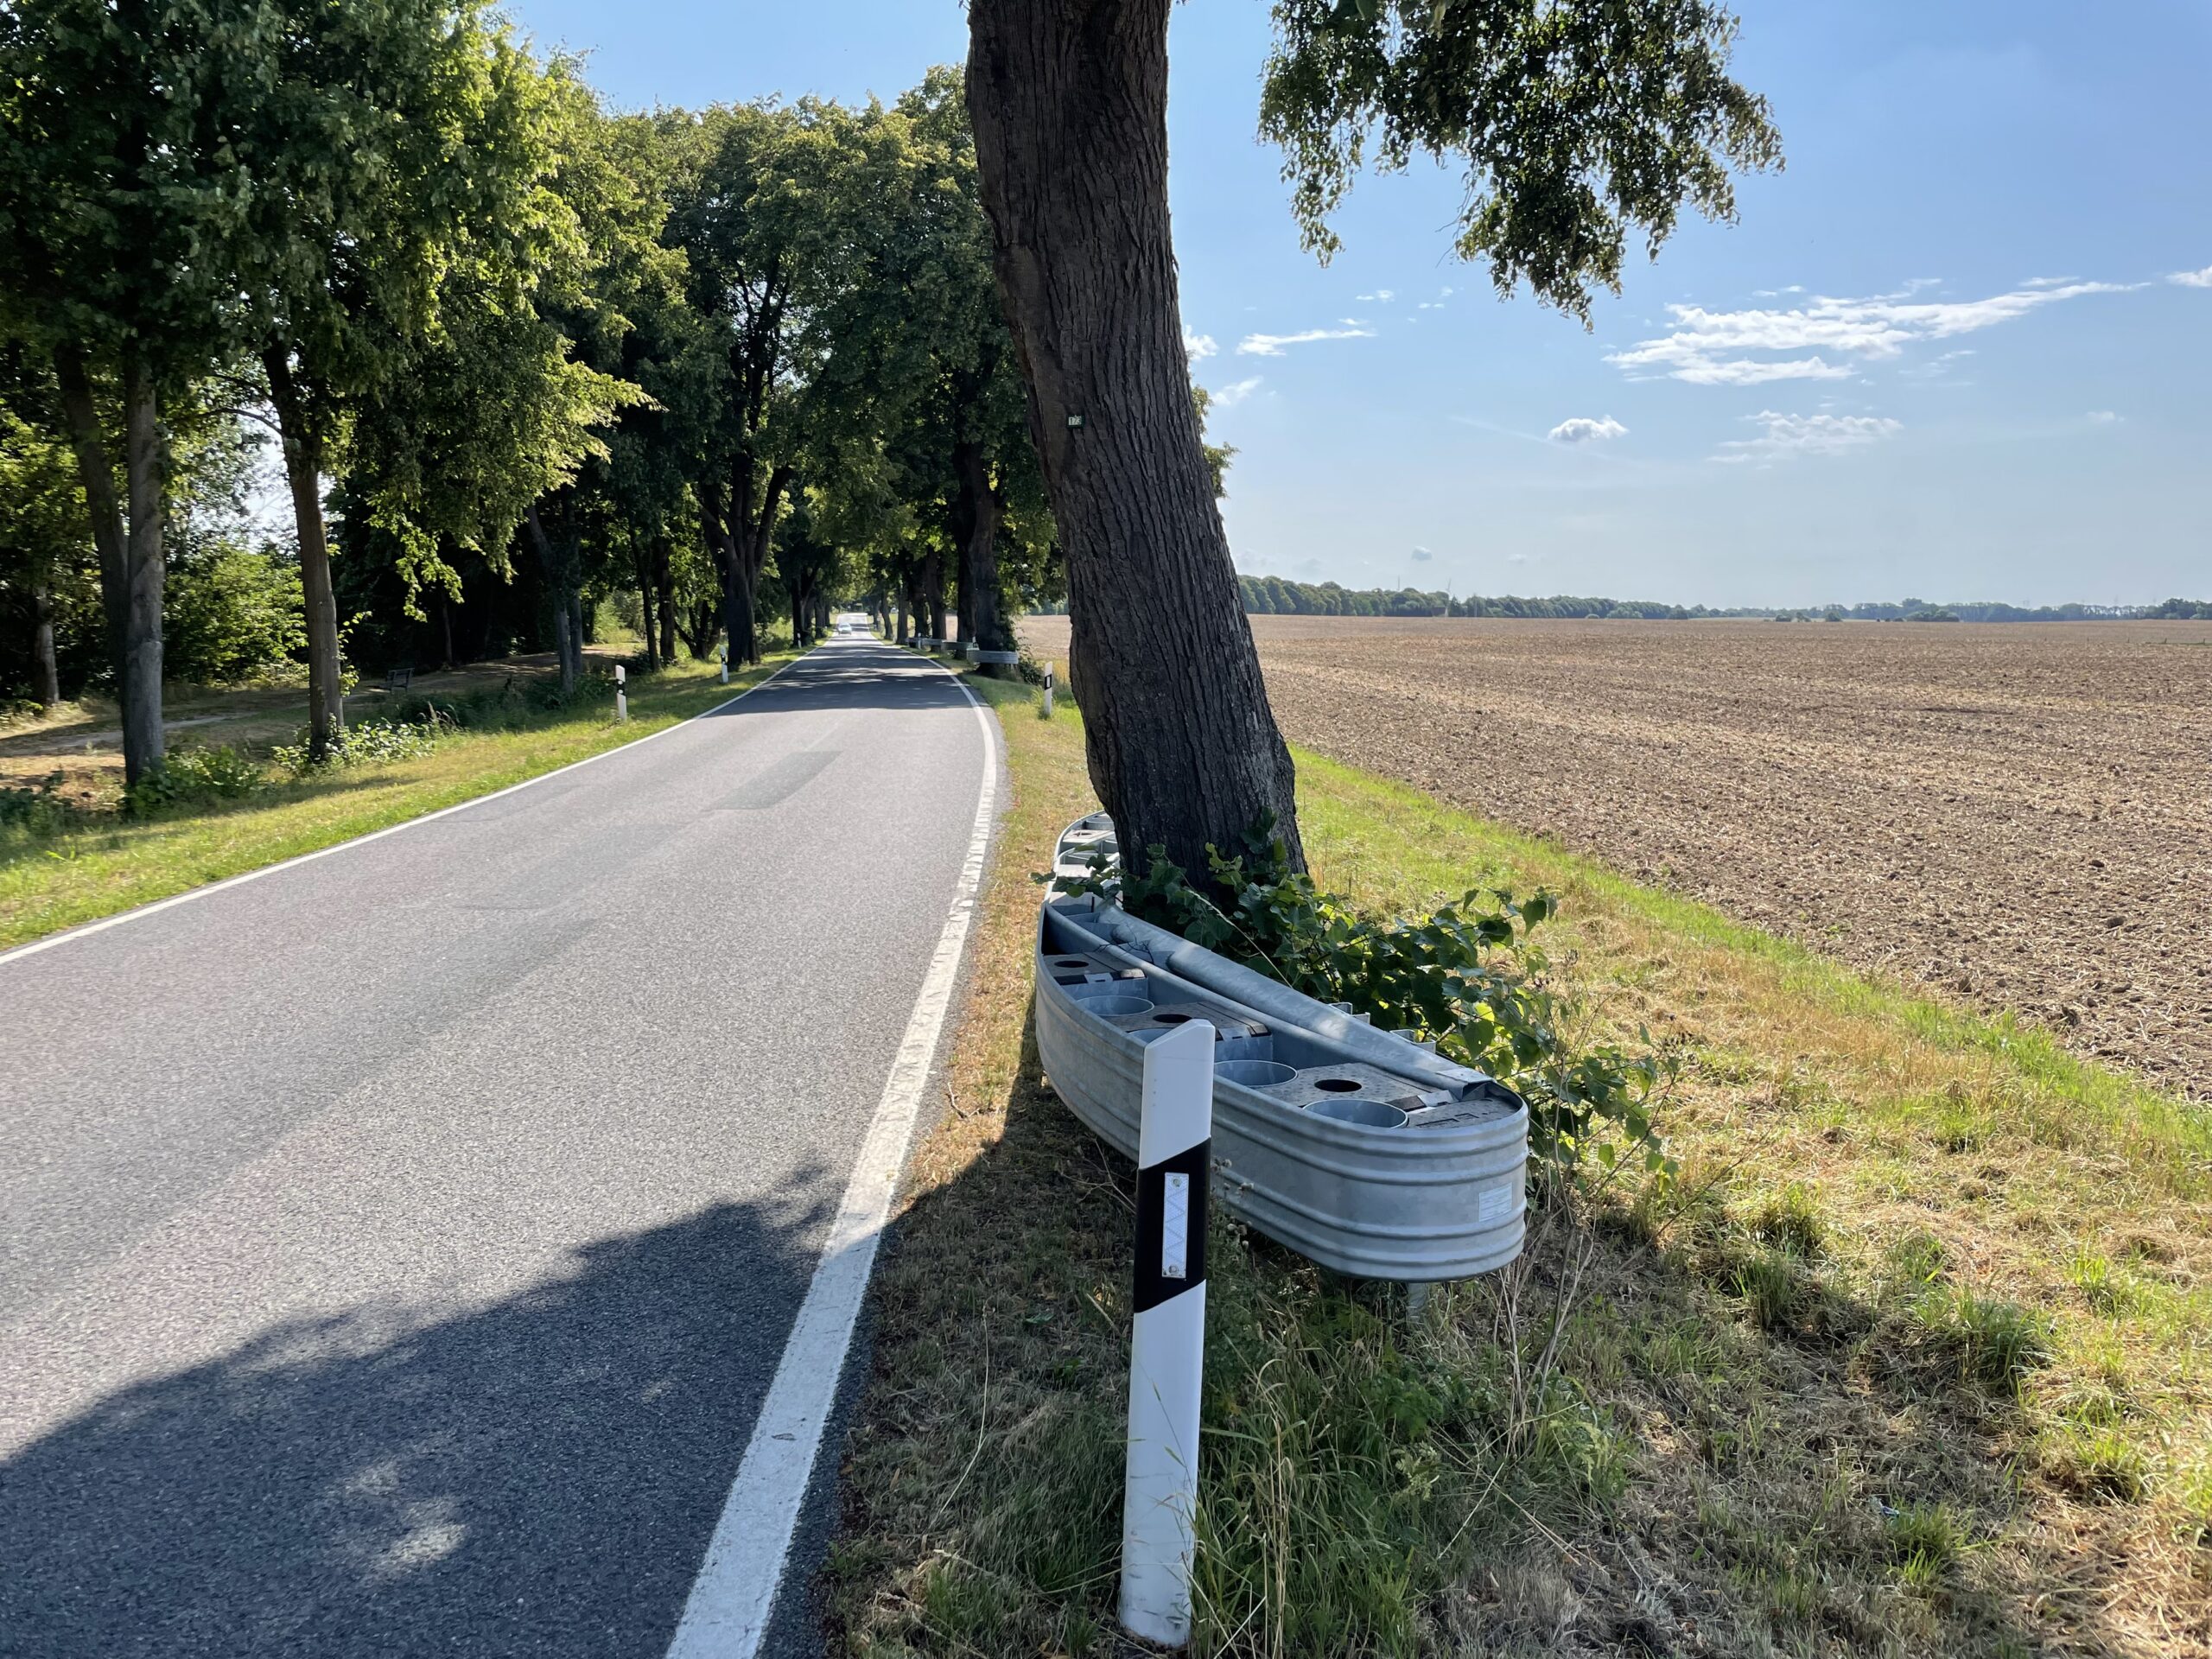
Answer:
385 665 413 693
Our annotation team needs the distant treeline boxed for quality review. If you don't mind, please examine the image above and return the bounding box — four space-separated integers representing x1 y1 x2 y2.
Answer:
1189 575 2212 623
1775 597 2212 623
1235 577 1706 619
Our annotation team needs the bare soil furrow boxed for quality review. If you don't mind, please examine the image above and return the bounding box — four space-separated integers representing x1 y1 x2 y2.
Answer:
1021 614 2212 1094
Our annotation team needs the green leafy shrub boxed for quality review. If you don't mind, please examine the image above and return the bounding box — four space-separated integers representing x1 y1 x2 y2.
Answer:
1071 811 1674 1182
164 542 307 686
123 744 267 813
273 715 445 774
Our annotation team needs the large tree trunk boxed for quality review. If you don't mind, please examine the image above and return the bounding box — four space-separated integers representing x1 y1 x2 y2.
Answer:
264 349 345 760
52 251 162 785
633 541 660 672
967 0 1305 880
118 359 167 786
31 580 60 707
703 479 753 669
654 540 676 665
951 437 1011 658
919 543 947 645
51 346 140 761
735 461 792 665
524 503 579 696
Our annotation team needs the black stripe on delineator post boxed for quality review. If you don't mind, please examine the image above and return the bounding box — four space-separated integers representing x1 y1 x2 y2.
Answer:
1132 1139 1211 1314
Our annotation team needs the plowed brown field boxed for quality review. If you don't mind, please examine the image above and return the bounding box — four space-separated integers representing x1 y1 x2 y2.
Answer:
1019 613 2212 1096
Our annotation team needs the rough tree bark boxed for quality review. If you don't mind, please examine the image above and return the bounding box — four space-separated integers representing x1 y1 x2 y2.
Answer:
632 538 660 671
52 346 165 783
654 541 676 664
31 580 59 707
524 502 582 696
117 359 167 785
967 0 1306 879
918 543 948 644
264 348 345 759
950 436 1010 661
722 461 791 666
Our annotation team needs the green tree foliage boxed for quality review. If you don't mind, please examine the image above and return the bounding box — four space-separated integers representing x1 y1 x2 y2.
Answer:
163 544 306 687
1260 0 1782 318
0 0 266 778
232 5 636 739
0 359 92 705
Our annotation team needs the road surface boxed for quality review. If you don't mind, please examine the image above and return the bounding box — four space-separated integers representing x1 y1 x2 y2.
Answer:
0 635 995 1657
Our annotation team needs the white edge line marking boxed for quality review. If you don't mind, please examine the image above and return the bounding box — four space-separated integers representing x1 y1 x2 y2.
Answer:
664 652 1000 1659
0 651 817 971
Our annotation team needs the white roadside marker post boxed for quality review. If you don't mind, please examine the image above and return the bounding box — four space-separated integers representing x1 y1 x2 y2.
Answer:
1041 660 1055 719
614 662 627 722
719 644 729 685
1121 1017 1214 1649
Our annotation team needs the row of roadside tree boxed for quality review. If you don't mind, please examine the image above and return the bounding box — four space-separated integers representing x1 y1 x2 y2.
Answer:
0 0 1051 782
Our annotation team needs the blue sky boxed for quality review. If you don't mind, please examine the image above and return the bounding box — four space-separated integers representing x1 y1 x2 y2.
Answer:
509 1 2212 607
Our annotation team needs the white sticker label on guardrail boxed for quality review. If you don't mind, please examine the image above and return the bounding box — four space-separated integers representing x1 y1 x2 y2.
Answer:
1162 1173 1190 1278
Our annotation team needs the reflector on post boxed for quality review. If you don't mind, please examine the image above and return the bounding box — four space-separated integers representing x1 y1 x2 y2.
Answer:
1120 1016 1213 1649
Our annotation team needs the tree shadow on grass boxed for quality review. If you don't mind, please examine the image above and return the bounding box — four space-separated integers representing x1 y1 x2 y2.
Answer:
0 1192 829 1659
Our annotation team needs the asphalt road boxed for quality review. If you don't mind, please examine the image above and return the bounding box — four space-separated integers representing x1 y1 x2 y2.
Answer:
0 635 995 1657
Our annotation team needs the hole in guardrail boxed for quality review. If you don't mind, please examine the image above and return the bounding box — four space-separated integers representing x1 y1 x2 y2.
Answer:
1215 1059 1296 1088
1307 1096 1408 1128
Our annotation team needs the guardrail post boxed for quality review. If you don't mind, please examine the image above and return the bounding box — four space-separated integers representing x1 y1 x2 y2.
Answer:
1120 1017 1213 1649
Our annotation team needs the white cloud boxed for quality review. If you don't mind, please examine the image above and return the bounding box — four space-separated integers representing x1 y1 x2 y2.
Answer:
1182 327 1217 362
1899 347 1974 381
1236 325 1375 356
1409 546 1433 563
1611 277 2136 385
2171 264 2212 288
1713 410 1902 464
2087 409 2121 424
1548 415 1628 444
1210 376 1262 408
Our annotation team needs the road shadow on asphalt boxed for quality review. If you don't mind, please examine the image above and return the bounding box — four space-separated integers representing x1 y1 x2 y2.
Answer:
0 1191 829 1658
706 647 993 720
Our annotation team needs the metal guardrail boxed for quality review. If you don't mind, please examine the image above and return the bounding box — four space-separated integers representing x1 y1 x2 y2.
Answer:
1035 815 1529 1281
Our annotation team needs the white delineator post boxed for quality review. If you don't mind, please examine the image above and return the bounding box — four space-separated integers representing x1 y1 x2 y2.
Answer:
614 662 627 722
1041 660 1055 718
1121 1017 1214 1649
719 645 729 684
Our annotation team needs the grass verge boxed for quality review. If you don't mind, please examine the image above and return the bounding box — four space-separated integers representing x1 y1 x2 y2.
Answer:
830 670 2210 1657
0 653 796 951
